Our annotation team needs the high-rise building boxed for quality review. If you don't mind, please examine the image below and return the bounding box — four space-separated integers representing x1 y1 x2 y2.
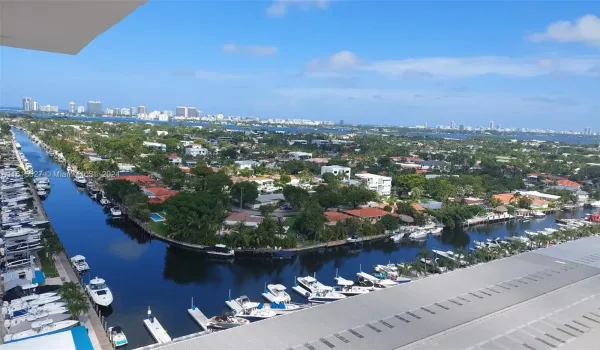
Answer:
584 127 592 135
87 101 102 115
187 107 198 118
340 120 344 126
39 105 59 112
424 122 428 129
113 107 120 116
163 110 173 117
450 121 456 129
459 124 465 131
31 101 39 111
138 106 147 114
175 106 187 117
77 106 85 114
489 121 495 130
22 97 33 111
68 101 75 113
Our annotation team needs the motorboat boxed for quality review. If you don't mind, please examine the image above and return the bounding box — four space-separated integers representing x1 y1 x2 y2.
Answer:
205 244 235 258
408 229 428 241
86 277 113 307
346 235 363 244
108 326 129 348
207 315 250 329
356 272 397 289
308 289 347 304
4 295 62 310
3 256 36 269
532 211 546 218
262 284 291 303
375 263 398 273
297 276 333 293
3 227 42 238
109 207 122 218
235 302 278 322
4 302 67 319
37 190 47 199
264 301 306 314
73 174 87 187
4 307 69 330
335 278 372 297
4 320 78 342
100 198 111 206
70 255 90 273
4 292 58 306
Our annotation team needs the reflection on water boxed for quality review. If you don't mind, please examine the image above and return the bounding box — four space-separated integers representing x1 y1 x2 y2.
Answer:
12 128 592 348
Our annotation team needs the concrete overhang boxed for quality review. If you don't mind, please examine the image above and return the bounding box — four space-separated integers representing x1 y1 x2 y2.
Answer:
0 0 147 54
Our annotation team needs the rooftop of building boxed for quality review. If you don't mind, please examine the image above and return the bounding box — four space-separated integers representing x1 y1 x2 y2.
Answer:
142 236 600 350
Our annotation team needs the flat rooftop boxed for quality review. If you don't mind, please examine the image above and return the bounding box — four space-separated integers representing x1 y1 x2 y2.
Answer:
143 236 600 350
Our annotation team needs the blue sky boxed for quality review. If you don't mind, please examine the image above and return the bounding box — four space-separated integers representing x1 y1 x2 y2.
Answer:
1 1 599 129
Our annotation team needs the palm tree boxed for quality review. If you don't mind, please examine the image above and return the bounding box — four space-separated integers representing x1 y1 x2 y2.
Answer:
58 282 89 319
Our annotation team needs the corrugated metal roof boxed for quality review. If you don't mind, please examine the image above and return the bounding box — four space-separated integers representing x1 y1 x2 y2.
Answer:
144 237 600 350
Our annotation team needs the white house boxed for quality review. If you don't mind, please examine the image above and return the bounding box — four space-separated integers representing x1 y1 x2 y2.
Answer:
143 141 166 151
185 145 208 157
288 152 312 160
166 154 182 165
321 165 351 181
355 173 392 197
156 130 169 136
235 160 259 170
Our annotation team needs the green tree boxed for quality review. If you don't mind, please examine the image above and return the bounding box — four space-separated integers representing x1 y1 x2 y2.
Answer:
379 214 400 231
342 185 376 208
294 200 326 240
396 173 426 197
282 185 310 210
230 181 259 206
58 282 89 319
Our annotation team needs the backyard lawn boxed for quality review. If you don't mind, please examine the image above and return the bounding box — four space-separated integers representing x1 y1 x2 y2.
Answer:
149 220 168 237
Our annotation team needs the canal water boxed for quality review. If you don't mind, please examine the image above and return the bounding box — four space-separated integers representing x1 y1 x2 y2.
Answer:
13 129 589 348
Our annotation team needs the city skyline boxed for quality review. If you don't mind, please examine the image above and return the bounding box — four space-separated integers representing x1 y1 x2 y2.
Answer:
2 2 599 128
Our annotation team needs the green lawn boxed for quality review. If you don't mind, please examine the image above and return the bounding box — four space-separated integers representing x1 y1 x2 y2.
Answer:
38 248 59 278
149 221 168 237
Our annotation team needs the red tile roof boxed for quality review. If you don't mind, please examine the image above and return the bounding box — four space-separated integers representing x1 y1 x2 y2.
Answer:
324 211 353 223
114 175 156 184
144 186 179 204
555 179 581 188
344 207 396 218
166 154 181 159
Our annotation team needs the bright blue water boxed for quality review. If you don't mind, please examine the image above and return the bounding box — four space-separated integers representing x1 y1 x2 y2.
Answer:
13 129 589 348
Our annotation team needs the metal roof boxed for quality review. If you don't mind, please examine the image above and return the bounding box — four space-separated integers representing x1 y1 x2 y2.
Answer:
143 237 600 350
0 0 147 54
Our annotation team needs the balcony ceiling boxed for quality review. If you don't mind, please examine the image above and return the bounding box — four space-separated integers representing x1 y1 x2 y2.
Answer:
0 0 146 54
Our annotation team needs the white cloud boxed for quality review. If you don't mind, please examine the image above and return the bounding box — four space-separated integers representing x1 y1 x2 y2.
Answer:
222 44 278 57
173 70 250 81
304 51 600 78
528 14 600 47
306 51 361 72
266 0 330 18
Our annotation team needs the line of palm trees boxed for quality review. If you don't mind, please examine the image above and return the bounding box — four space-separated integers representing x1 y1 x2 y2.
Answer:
57 282 89 320
396 225 600 278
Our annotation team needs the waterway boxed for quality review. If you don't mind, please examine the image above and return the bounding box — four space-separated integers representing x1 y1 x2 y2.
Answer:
13 129 591 348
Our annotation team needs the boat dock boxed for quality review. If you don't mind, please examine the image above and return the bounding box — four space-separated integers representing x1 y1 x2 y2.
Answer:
187 298 210 331
143 308 171 344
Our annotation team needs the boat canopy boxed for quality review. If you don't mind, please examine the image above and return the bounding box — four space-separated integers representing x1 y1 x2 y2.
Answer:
271 284 286 291
71 255 86 262
357 272 378 282
90 277 106 284
337 279 354 286
302 276 317 283
111 326 123 334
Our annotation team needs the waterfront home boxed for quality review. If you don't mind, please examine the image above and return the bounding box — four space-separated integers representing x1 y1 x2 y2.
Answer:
493 193 550 209
142 186 179 204
232 176 275 191
354 173 392 196
224 212 263 227
519 191 560 202
245 193 285 210
165 154 182 165
343 207 397 224
324 210 353 225
548 179 582 192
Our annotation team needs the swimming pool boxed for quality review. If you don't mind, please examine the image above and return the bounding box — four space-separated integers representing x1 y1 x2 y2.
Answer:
150 213 165 222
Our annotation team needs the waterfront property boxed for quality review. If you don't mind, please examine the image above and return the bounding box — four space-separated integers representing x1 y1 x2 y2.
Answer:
150 212 165 222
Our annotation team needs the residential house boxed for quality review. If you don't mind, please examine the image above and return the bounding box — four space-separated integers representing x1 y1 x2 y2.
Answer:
355 173 392 196
421 160 451 171
185 144 208 157
143 186 179 204
143 141 166 151
343 207 396 224
324 210 353 225
224 211 263 227
519 191 560 202
287 151 313 160
245 193 285 210
548 179 582 192
166 154 182 165
493 193 549 209
321 165 351 181
114 175 157 186
234 160 259 170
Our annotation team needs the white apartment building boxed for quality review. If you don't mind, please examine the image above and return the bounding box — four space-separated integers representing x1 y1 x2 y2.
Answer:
143 141 166 151
355 173 392 197
321 165 351 181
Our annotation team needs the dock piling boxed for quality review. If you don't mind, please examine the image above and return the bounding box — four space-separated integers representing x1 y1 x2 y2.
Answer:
191 297 196 310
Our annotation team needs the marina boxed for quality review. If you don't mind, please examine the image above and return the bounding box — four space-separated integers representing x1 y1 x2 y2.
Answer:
5 128 598 348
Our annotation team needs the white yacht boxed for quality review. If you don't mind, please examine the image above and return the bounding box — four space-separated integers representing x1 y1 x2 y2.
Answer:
108 326 128 348
262 284 291 303
532 211 546 218
4 307 69 329
356 272 397 289
308 289 347 304
591 201 600 208
297 276 333 293
73 173 87 187
110 207 122 218
100 198 111 206
235 302 278 322
205 244 235 258
70 255 90 273
86 277 113 307
409 229 428 240
335 278 372 297
4 320 78 342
